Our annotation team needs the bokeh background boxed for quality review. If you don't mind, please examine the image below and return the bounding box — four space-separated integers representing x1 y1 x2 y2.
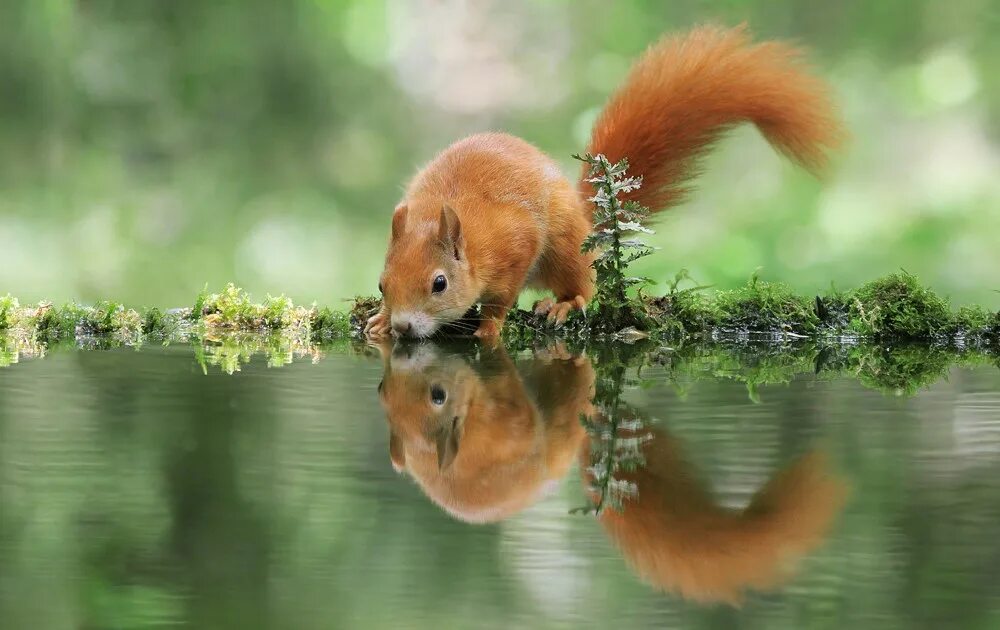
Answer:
2 0 998 308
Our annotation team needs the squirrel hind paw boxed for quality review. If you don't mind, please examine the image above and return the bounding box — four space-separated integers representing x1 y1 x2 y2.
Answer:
533 297 556 316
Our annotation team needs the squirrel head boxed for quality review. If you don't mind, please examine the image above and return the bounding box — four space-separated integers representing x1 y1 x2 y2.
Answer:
378 203 477 338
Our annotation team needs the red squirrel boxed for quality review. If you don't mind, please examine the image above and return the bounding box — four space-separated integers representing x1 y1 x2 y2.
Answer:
365 24 844 339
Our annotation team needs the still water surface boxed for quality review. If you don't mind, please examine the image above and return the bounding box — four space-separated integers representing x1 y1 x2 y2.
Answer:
2 343 999 628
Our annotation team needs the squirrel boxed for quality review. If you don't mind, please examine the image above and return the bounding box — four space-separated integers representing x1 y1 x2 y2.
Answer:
365 24 844 339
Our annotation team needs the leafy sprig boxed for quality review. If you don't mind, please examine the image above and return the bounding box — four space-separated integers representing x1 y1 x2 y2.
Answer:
575 153 656 331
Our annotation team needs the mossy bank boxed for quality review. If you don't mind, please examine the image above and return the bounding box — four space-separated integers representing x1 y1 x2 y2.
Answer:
2 273 998 394
3 272 998 349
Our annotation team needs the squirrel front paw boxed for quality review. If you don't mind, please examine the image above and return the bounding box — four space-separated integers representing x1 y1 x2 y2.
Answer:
364 311 391 338
533 295 587 326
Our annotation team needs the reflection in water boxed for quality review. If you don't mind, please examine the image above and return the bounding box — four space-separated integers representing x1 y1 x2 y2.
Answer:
3 345 998 627
587 422 847 604
373 339 848 605
374 340 590 523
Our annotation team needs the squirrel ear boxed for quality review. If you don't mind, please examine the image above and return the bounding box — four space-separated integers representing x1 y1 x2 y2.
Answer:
389 430 406 472
438 205 463 259
435 416 463 472
391 204 408 241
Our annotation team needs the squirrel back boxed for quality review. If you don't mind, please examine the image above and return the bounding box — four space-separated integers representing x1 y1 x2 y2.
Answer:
585 23 845 213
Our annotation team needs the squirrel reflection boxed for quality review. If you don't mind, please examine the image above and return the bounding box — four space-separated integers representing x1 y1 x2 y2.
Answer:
582 418 847 605
374 340 847 604
374 340 591 523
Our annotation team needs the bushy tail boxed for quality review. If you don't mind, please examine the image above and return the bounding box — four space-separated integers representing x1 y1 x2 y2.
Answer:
584 24 845 212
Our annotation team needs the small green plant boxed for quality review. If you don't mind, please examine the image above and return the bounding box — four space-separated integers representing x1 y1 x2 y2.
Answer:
576 153 655 331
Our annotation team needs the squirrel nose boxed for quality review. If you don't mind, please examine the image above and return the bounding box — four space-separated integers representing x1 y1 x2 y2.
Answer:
392 321 413 337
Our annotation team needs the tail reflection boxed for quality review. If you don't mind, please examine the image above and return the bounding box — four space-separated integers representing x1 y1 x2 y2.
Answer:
374 340 591 523
583 417 848 605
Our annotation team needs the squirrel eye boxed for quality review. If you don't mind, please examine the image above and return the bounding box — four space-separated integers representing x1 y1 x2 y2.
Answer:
430 385 447 406
431 275 447 294
378 281 384 294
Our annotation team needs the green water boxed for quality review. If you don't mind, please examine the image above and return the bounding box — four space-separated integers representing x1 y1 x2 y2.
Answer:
2 343 1000 629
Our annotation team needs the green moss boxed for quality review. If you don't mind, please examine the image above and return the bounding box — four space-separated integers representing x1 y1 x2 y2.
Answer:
0 294 18 330
1 285 359 356
503 269 999 354
36 303 87 340
1 275 997 385
191 285 209 321
710 275 819 335
312 307 351 340
197 284 313 340
1 285 997 397
141 307 177 336
646 270 714 336
945 306 999 351
0 295 53 332
954 305 992 330
141 307 189 338
649 290 712 335
842 271 952 339
84 301 144 341
201 284 258 327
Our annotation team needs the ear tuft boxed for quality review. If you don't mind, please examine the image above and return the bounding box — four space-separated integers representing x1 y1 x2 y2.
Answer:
438 205 463 260
391 204 408 241
389 431 406 472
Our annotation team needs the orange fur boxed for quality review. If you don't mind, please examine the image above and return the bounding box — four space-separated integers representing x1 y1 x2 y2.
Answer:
366 24 844 339
586 23 844 211
587 428 848 605
376 341 592 523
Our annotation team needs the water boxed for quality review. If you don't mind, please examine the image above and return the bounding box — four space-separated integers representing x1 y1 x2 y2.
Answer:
2 342 1000 629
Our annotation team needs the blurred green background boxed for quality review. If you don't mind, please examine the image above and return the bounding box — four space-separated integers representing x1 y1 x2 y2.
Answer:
2 0 998 308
